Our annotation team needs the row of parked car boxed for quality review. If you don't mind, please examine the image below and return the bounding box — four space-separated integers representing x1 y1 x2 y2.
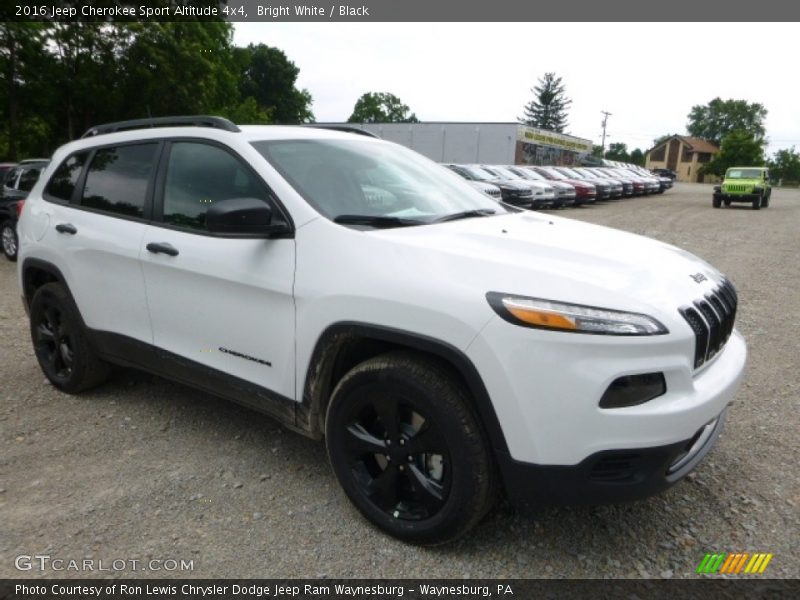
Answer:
0 154 670 262
0 159 50 261
444 162 672 209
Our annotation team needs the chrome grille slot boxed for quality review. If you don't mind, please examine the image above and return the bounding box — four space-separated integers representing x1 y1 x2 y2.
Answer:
679 280 738 369
695 300 722 359
679 307 710 368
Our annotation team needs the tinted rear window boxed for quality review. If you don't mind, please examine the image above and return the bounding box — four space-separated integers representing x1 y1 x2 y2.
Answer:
18 165 46 192
45 153 88 202
81 144 158 218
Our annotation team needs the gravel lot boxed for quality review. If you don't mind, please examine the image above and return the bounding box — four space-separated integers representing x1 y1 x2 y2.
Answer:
1 182 798 579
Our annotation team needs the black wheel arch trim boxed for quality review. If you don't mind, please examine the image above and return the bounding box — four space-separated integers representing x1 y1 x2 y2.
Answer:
300 322 510 455
21 258 74 311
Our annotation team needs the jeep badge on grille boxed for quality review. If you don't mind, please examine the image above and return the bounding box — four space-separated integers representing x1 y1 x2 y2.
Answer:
690 273 708 283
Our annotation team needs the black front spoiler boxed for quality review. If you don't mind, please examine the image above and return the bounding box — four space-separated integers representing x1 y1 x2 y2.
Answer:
496 409 727 506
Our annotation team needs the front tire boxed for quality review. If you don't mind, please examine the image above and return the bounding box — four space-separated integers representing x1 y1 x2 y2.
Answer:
712 196 721 208
325 351 496 545
1 221 17 261
752 195 761 210
29 283 109 393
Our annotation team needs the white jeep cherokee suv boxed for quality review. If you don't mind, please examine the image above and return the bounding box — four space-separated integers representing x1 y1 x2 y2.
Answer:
17 116 746 544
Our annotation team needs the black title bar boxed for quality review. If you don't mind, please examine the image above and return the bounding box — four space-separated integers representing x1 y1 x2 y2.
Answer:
4 0 800 21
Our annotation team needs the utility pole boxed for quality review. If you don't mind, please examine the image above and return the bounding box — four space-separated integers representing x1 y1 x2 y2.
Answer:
600 111 612 153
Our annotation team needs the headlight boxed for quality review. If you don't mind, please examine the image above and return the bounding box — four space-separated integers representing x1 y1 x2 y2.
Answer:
487 292 668 336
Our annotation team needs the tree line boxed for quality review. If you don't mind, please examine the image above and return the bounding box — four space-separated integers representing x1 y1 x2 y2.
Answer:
517 72 799 179
0 22 314 160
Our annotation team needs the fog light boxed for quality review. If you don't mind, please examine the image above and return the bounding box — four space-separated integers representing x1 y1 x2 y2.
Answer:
599 373 666 409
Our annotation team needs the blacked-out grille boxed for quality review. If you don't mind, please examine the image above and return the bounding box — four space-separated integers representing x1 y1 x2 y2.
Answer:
679 279 738 369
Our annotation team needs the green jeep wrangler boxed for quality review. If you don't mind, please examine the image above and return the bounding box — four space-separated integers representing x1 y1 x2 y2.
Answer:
713 166 771 210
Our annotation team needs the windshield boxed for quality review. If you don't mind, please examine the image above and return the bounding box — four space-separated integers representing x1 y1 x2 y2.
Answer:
253 140 504 224
536 167 568 180
726 168 763 179
513 167 546 181
454 164 496 182
556 167 582 179
487 165 520 179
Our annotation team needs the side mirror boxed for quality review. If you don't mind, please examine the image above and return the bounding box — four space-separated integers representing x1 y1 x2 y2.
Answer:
206 197 289 237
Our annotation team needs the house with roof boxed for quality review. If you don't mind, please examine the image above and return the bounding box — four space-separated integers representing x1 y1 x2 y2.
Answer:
645 135 720 183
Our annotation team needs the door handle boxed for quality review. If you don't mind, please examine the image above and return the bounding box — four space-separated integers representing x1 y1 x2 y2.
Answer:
55 223 77 235
146 242 179 257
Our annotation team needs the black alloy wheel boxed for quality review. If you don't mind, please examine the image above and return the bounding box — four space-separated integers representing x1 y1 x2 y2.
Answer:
29 283 109 392
325 351 495 545
33 294 74 383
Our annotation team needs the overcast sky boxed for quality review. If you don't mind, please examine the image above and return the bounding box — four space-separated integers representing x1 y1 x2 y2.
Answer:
234 23 799 155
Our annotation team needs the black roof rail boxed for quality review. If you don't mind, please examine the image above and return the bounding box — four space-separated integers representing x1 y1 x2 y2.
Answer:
303 125 380 138
81 116 240 139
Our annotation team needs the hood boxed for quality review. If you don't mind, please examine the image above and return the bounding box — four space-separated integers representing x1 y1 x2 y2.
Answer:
469 181 501 193
491 179 533 191
547 181 575 191
374 211 724 320
558 178 594 190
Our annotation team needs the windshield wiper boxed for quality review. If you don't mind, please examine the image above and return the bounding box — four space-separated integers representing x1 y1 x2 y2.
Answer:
333 214 426 228
434 209 497 223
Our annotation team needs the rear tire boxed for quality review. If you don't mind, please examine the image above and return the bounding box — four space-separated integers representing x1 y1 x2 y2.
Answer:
763 191 770 208
29 283 110 393
325 351 496 545
1 221 17 261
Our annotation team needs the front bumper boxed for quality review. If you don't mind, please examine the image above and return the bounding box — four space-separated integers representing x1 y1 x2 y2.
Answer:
714 192 760 202
554 195 576 208
497 408 726 505
468 313 746 465
502 194 534 206
575 192 596 205
532 194 557 208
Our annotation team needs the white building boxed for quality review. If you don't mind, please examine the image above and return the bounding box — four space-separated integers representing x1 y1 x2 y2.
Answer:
326 122 593 166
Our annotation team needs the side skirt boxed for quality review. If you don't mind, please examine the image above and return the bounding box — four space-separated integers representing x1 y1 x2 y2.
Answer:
88 330 304 435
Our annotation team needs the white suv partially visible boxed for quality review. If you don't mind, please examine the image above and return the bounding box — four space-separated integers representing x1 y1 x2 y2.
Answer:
17 116 746 544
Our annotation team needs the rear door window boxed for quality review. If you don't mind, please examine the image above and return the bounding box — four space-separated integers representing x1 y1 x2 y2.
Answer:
81 144 158 218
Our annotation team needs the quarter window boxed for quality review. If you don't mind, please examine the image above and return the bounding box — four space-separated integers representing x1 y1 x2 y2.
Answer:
45 153 88 202
162 142 272 231
82 144 158 217
4 167 21 188
18 166 44 192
